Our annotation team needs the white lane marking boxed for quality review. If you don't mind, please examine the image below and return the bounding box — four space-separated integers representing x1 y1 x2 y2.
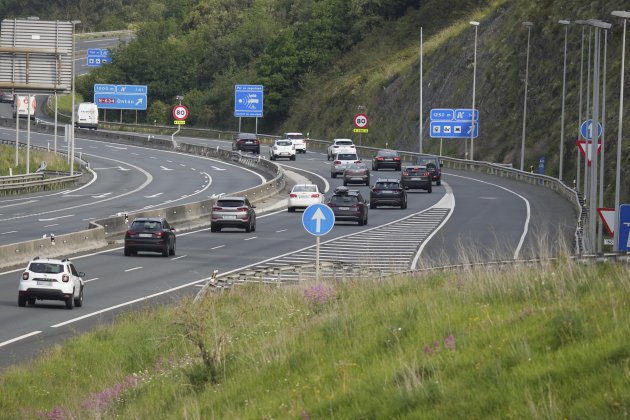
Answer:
277 163 331 193
445 173 531 260
144 193 163 198
1 230 18 235
0 331 42 348
171 255 187 260
91 193 112 198
84 278 99 283
211 166 226 171
38 214 74 222
0 200 38 209
276 229 287 233
210 245 225 250
43 223 59 228
125 267 142 272
244 237 257 241
479 197 497 200
160 166 173 171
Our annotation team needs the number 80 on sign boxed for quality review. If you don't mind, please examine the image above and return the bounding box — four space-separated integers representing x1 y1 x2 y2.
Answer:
172 105 189 120
354 113 368 129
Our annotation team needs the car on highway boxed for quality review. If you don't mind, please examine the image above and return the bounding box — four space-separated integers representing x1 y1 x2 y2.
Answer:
0 92 14 103
415 155 443 185
18 257 85 309
211 196 257 232
327 138 355 160
124 217 177 257
270 139 296 160
400 165 432 192
232 133 261 154
372 149 402 171
288 184 325 212
331 152 361 178
75 102 99 130
370 178 407 209
342 162 370 186
326 186 368 226
283 132 307 154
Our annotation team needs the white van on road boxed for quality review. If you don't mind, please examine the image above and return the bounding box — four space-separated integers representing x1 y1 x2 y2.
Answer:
13 95 36 120
76 102 99 130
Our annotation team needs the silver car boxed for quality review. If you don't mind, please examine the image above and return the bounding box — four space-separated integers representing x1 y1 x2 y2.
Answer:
331 152 360 178
211 196 257 232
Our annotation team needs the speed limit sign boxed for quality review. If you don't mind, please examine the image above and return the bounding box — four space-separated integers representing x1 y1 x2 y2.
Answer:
172 105 189 120
354 113 368 128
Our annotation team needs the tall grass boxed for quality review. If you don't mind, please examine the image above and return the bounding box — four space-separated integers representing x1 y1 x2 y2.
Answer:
0 257 628 419
0 145 77 176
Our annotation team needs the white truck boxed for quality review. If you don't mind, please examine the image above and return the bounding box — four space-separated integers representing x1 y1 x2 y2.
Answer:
75 102 99 130
13 95 36 120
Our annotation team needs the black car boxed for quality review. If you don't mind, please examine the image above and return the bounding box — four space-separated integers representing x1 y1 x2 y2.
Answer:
415 155 443 185
343 162 370 186
400 165 432 193
124 217 176 257
326 186 368 226
370 179 407 209
211 196 257 232
372 149 401 171
232 133 260 154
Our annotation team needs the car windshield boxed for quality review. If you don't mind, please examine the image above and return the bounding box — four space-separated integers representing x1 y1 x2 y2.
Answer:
29 262 64 274
293 185 317 193
337 154 357 161
377 150 398 157
285 134 303 139
346 164 366 170
330 195 358 203
404 166 426 172
335 140 353 146
276 140 292 146
416 158 438 166
131 221 162 230
217 200 246 208
375 182 400 189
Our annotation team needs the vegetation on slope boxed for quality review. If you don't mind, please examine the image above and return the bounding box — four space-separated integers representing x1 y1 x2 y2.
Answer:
0 261 628 418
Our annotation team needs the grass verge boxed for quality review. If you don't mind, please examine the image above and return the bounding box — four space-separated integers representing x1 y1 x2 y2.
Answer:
0 145 77 176
1 258 628 418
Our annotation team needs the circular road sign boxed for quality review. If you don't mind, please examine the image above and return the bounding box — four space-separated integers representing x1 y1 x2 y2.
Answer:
302 203 335 236
172 105 189 120
354 113 368 129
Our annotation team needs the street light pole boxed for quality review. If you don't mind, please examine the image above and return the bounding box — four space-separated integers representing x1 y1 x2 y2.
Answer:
419 27 423 154
520 22 533 171
612 11 630 252
70 20 80 176
559 20 570 181
470 21 479 162
575 21 588 192
597 28 609 252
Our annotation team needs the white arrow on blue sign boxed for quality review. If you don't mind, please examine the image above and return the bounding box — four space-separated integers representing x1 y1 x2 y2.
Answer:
580 119 603 140
302 204 335 236
618 204 630 252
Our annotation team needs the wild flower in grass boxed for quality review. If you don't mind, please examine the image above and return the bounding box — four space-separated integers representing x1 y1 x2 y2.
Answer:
433 340 440 350
36 405 69 419
423 345 434 356
303 283 336 308
444 334 456 350
81 374 140 412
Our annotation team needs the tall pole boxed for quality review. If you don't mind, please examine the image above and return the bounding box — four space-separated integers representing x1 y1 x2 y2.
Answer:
470 21 479 162
559 20 570 181
597 29 608 252
70 20 80 176
612 11 629 252
584 26 592 202
576 23 586 192
419 27 423 154
26 94 31 174
520 22 533 171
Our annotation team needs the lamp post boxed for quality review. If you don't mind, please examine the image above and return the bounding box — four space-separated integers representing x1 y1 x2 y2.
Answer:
69 20 80 176
470 21 479 161
575 20 589 193
419 27 423 154
520 21 533 171
612 11 630 252
558 20 570 181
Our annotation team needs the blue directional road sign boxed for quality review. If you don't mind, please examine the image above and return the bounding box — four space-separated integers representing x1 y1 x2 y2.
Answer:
93 84 148 110
302 204 335 237
430 121 478 138
87 49 112 67
453 108 479 122
618 204 630 252
580 119 603 140
430 108 454 121
234 84 264 117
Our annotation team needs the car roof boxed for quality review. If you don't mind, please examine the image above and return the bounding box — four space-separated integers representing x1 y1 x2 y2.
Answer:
333 138 353 143
284 132 303 136
237 133 257 139
131 217 165 222
375 178 401 183
376 149 399 154
217 196 247 201
28 257 70 264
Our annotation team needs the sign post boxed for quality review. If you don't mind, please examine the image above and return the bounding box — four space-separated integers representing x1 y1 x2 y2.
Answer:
302 204 335 281
353 113 369 144
429 108 479 150
234 85 263 133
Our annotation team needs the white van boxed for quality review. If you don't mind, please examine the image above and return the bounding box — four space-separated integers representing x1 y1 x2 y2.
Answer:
76 102 99 130
13 95 36 120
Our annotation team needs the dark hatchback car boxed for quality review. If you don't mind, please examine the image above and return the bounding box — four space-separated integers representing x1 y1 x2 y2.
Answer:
400 165 432 193
124 217 176 257
343 162 370 186
370 179 407 209
326 186 368 226
232 133 260 154
415 155 443 185
211 196 257 232
372 149 401 171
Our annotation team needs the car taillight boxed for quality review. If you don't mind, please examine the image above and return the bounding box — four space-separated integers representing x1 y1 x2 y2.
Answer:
402 171 409 176
396 189 403 193
212 206 222 211
126 230 137 237
311 193 320 198
394 157 401 161
237 207 249 211
22 272 29 281
334 160 341 164
351 204 360 208
154 231 166 238
327 203 336 207
62 274 69 282
289 193 298 198
354 160 361 163
424 172 430 176
376 157 384 161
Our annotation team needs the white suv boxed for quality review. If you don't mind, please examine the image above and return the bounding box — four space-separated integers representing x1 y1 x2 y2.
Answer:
18 257 85 309
327 138 355 160
270 139 296 161
283 132 307 154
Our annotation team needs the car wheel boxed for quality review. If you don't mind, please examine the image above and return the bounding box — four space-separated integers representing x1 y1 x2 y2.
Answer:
291 156 296 161
358 216 364 226
124 247 131 256
436 180 441 186
331 173 337 178
370 202 376 209
18 296 26 307
343 180 348 186
402 201 407 209
75 287 84 308
28 297 36 305
428 186 432 193
245 221 252 233
65 293 75 310
169 240 176 256
252 222 256 232
162 244 169 257
270 155 275 161
288 207 295 212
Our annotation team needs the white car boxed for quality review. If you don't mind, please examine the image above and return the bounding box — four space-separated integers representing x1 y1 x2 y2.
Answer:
283 132 307 154
327 138 355 160
18 257 85 309
287 184 325 212
331 152 361 178
270 139 296 161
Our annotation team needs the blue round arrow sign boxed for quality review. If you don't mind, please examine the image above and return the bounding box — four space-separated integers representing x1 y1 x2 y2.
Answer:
302 204 335 236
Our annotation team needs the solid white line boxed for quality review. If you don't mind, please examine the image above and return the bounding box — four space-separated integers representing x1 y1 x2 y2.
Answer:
244 237 257 241
0 331 42 348
43 224 59 228
276 229 287 233
0 231 17 235
84 277 99 283
171 255 187 260
211 245 225 250
125 267 142 272
278 163 331 193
